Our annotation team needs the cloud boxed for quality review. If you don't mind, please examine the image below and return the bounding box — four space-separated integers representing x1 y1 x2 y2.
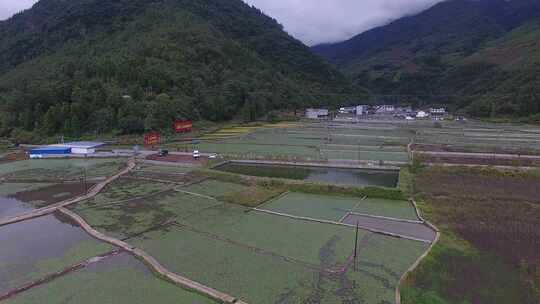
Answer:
1 0 445 46
243 0 445 45
0 0 37 20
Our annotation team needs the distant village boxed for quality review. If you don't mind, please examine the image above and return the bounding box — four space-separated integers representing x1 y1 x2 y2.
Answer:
305 104 458 121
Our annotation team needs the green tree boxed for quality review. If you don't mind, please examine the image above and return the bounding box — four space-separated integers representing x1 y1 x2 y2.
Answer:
145 93 175 131
43 104 64 135
92 108 115 134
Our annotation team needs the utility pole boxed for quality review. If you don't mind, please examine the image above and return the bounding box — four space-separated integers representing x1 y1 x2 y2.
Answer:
353 221 359 271
81 168 88 194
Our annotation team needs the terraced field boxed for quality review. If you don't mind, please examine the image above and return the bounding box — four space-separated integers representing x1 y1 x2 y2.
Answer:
171 123 413 163
3 120 540 303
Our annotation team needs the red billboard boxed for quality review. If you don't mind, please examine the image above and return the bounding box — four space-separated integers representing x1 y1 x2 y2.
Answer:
144 132 160 146
173 120 193 133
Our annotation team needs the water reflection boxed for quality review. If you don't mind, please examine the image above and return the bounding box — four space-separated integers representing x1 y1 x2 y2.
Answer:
215 163 398 187
0 214 99 293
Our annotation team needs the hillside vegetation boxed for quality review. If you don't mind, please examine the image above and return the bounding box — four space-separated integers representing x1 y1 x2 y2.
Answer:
0 0 362 139
313 0 540 120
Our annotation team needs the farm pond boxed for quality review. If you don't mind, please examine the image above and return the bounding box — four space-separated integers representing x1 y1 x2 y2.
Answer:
214 162 398 187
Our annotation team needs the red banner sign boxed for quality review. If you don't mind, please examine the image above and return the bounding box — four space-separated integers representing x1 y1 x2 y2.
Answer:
144 132 160 146
173 120 193 133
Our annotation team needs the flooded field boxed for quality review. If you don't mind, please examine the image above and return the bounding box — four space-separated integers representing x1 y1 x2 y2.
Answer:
214 162 399 187
260 192 419 222
68 170 429 304
0 159 126 181
0 213 113 295
0 196 33 218
0 181 96 217
4 253 217 304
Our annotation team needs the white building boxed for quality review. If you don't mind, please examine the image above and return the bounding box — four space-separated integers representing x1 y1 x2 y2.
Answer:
396 106 413 114
306 108 329 119
356 105 369 115
375 105 395 114
416 111 429 119
339 107 356 114
51 141 105 154
430 108 446 115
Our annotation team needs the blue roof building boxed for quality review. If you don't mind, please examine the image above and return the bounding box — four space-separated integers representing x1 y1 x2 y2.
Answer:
29 147 71 158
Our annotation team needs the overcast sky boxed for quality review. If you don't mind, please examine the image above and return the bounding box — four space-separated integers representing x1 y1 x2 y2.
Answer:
0 0 37 20
1 0 444 45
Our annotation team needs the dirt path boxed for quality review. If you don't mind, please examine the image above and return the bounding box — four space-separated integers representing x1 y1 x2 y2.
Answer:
0 159 136 227
415 150 540 160
58 208 245 304
413 150 540 160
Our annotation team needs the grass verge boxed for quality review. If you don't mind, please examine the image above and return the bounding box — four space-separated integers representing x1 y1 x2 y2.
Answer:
398 167 413 197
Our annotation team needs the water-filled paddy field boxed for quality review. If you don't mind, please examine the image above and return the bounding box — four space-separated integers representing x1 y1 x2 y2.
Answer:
3 120 540 303
259 192 418 222
214 162 399 187
0 213 113 295
1 159 213 303
0 159 127 218
67 172 430 304
0 156 433 304
0 159 127 180
4 253 216 304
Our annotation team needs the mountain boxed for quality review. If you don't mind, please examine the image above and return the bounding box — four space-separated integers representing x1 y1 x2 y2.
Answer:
0 0 361 138
313 0 540 120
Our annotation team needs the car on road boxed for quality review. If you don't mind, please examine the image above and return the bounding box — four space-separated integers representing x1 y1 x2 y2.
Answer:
193 150 200 159
158 149 169 157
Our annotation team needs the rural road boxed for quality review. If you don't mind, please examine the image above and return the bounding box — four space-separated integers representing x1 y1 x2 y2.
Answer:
415 150 540 159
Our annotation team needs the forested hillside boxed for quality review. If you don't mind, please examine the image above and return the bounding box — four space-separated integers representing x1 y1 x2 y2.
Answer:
313 0 540 120
0 0 361 138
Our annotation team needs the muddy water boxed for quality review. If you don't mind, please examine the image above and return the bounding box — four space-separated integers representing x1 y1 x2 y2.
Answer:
0 214 105 294
0 197 33 218
215 162 399 187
